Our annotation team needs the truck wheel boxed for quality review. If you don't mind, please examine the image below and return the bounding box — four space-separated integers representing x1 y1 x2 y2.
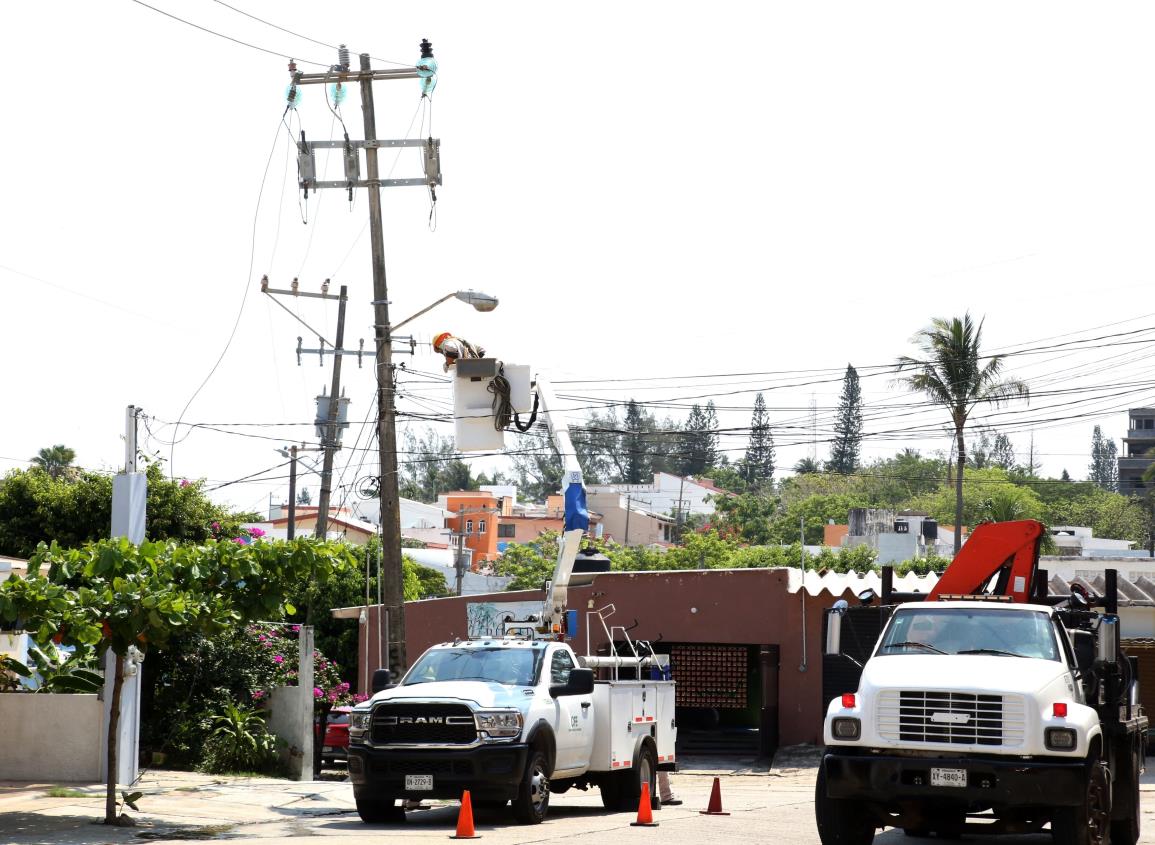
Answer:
599 776 623 811
355 793 402 824
620 743 658 812
1110 742 1141 845
512 749 551 825
815 762 874 845
1052 759 1111 845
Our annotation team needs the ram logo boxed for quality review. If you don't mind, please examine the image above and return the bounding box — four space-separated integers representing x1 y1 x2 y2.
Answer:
930 711 970 724
398 716 445 725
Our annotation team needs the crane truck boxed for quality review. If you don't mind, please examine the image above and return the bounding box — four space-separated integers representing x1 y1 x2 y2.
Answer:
345 375 677 824
818 519 1147 845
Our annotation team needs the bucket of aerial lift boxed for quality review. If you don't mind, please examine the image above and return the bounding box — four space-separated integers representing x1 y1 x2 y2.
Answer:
570 548 611 586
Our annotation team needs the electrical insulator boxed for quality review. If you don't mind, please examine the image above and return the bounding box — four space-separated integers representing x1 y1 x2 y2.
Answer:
338 44 350 71
329 80 347 107
291 277 299 293
321 278 330 295
285 83 302 109
417 38 437 96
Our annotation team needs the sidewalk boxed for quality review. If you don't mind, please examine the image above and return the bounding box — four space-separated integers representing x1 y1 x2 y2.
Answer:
0 770 359 845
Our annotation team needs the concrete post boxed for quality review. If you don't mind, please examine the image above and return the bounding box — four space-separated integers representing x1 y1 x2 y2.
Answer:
299 626 315 781
100 648 142 784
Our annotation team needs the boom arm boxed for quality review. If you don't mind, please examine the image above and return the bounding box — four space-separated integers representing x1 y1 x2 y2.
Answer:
927 519 1044 603
535 378 589 631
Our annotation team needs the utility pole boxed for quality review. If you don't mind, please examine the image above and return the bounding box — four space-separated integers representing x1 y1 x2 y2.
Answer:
289 43 440 673
287 446 298 540
315 285 349 538
624 494 632 545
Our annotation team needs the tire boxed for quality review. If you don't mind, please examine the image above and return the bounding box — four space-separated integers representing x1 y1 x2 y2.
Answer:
1051 759 1111 845
355 793 402 824
1110 741 1142 845
600 776 623 811
815 762 875 845
619 742 658 813
512 749 551 825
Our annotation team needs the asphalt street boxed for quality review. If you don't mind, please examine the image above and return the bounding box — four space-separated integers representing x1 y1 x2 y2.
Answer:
5 756 1155 844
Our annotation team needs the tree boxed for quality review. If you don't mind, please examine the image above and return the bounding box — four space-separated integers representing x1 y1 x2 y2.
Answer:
793 456 822 475
623 400 652 484
896 314 1029 553
296 487 312 506
1089 426 1119 492
398 428 476 502
678 404 719 476
741 393 775 489
828 366 863 475
0 536 355 825
711 492 778 545
31 444 77 480
702 401 720 471
991 431 1017 472
0 464 247 559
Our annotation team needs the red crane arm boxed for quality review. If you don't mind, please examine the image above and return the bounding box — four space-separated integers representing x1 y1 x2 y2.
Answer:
927 520 1045 603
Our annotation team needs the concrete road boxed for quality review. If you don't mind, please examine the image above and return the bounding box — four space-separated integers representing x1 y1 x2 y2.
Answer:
5 757 1155 844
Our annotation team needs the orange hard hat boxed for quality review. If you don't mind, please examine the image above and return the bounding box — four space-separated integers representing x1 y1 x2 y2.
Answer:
432 332 453 351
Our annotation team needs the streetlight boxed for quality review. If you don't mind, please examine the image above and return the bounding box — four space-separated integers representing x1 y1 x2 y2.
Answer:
390 290 500 333
376 288 499 673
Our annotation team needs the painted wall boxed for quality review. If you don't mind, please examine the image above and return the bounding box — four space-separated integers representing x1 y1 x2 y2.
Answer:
0 694 103 781
364 568 863 746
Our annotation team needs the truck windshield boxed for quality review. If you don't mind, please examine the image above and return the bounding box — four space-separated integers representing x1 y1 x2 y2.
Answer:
403 647 544 686
878 608 1060 661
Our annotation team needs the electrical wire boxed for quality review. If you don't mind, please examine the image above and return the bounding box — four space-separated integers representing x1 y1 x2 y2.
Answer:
206 0 411 67
168 114 287 478
127 0 330 66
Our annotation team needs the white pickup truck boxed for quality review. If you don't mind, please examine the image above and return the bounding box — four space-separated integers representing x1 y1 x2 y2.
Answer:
346 636 677 824
818 598 1146 845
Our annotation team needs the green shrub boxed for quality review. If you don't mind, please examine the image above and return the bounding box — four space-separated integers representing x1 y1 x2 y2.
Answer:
199 703 277 774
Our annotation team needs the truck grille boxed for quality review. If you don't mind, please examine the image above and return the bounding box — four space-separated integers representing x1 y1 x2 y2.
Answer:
877 690 1026 748
371 702 477 745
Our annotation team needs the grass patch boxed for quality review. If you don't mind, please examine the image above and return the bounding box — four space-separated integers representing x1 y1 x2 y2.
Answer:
46 787 87 798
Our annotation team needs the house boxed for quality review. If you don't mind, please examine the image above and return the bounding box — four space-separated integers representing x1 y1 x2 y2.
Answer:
1119 408 1155 494
1050 526 1142 558
586 472 728 520
587 491 675 546
0 556 28 584
497 495 605 549
247 506 378 545
840 508 964 563
438 491 504 564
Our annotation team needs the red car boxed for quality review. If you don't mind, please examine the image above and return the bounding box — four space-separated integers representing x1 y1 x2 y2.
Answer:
322 706 351 767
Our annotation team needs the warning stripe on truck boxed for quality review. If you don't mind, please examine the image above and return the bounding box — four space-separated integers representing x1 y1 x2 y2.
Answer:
633 716 655 722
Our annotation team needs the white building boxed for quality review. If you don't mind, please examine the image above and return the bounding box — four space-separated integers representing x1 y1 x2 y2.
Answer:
586 472 728 518
1050 526 1143 558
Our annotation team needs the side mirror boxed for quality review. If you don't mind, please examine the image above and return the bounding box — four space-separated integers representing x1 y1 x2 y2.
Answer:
550 668 594 698
857 588 877 606
371 668 396 694
826 600 849 656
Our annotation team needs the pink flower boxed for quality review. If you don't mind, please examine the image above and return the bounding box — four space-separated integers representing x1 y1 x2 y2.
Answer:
233 537 248 545
211 522 221 532
353 693 369 703
291 625 300 633
313 687 323 698
252 690 266 700
337 682 350 692
273 654 284 664
180 479 190 488
249 527 266 538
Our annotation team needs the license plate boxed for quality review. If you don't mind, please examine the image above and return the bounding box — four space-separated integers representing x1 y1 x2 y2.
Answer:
405 775 434 791
930 767 967 788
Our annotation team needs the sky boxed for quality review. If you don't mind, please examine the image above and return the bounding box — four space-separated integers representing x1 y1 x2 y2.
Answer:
3 2 1155 517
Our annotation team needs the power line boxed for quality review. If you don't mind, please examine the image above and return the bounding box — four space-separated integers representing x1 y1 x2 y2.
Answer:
127 0 330 66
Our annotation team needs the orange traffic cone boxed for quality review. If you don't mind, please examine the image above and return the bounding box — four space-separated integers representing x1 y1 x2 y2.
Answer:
451 790 481 839
699 777 730 816
630 781 660 827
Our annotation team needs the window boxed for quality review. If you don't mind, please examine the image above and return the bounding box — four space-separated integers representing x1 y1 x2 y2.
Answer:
498 523 516 538
404 647 544 687
550 649 575 685
465 519 473 534
479 519 487 534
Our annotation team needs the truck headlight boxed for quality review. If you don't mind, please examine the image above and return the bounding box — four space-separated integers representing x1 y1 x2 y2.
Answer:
476 709 523 738
350 711 372 732
832 718 861 740
1045 727 1077 751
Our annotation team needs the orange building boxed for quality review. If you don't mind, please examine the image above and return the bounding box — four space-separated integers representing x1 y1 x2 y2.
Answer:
439 491 504 564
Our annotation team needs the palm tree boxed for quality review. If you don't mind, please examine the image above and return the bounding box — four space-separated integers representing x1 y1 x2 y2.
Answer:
30 444 76 480
793 456 822 475
895 315 1028 553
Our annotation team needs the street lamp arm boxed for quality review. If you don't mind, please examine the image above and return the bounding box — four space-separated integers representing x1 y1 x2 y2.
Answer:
390 293 457 333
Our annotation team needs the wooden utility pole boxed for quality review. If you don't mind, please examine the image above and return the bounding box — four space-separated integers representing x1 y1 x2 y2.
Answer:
315 285 349 538
288 43 440 673
287 445 298 539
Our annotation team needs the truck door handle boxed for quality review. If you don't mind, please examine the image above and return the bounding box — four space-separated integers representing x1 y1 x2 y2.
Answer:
581 701 592 709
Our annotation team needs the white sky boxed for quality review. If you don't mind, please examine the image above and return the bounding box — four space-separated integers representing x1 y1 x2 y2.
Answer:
3 2 1154 515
